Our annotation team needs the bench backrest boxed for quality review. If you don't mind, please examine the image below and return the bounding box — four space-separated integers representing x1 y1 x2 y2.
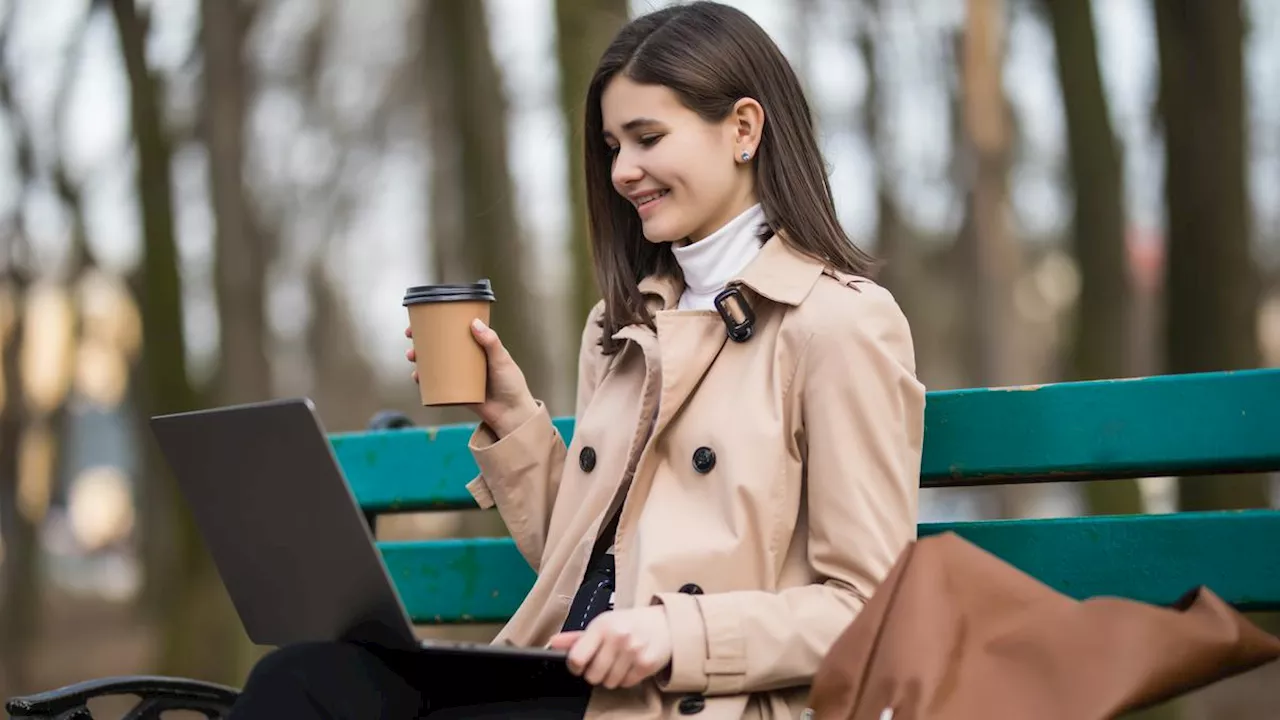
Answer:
330 368 1280 624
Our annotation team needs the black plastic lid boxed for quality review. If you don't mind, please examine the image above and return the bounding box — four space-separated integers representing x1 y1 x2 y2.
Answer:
403 279 496 305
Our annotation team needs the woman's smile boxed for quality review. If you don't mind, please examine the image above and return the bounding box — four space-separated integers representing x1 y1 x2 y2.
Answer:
632 189 669 218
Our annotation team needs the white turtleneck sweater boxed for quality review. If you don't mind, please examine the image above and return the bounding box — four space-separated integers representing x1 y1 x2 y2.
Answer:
671 203 767 311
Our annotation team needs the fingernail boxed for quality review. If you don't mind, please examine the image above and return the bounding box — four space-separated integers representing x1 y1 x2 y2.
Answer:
472 319 487 332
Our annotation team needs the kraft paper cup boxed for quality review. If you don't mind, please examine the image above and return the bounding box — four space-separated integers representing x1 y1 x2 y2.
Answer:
404 280 495 406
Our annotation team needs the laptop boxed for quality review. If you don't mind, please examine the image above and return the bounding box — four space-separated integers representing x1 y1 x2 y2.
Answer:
150 397 566 664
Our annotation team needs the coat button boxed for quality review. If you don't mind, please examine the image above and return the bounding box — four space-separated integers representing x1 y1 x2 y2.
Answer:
679 583 704 595
678 695 706 715
692 446 716 473
579 446 597 473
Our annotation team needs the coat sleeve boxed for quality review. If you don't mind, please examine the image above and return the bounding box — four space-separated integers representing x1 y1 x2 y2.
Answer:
652 286 925 695
465 302 609 570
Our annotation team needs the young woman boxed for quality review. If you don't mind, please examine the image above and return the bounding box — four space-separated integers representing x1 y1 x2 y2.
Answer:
229 2 924 718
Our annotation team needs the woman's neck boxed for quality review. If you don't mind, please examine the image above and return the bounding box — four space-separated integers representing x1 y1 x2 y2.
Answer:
671 203 766 311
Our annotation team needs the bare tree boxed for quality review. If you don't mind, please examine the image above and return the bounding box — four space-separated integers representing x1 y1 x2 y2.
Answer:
421 0 551 540
1043 0 1142 516
856 1 913 308
954 0 1038 519
110 0 247 685
0 1 102 691
957 0 1022 389
0 254 35 696
203 0 271 408
0 10 39 686
556 0 628 344
423 0 547 409
1154 1 1269 511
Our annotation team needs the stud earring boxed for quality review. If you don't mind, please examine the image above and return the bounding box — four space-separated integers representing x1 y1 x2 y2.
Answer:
741 151 751 162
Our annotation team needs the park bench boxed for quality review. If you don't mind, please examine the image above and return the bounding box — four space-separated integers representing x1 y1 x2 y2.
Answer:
6 367 1280 718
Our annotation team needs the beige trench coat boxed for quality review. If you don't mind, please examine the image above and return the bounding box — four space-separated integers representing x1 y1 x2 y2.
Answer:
466 234 926 719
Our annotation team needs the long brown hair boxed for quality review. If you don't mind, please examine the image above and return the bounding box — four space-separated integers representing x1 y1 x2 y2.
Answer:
584 1 877 354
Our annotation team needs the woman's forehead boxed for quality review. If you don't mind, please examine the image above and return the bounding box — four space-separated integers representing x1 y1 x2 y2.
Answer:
601 77 689 131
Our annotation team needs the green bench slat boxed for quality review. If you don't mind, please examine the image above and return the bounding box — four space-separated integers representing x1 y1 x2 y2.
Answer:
920 368 1280 486
379 538 535 624
331 419 575 513
332 428 478 513
379 510 1280 623
333 370 1280 512
920 510 1280 612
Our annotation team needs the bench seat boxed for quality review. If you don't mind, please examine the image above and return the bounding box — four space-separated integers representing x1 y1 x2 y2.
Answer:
330 368 1280 623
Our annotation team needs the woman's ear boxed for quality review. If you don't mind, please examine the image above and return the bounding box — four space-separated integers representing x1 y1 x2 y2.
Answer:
731 97 765 161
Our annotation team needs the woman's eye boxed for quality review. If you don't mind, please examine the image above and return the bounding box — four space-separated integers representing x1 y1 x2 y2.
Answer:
639 135 662 147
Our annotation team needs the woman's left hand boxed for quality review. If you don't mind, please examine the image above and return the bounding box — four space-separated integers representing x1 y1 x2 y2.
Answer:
547 606 673 689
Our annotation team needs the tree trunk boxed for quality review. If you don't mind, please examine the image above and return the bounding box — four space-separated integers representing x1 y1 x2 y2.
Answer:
306 258 382 430
204 0 270 407
0 282 38 694
110 0 247 685
857 1 912 306
0 16 40 690
958 0 1021 389
424 2 464 313
957 0 1031 519
1044 0 1142 516
1154 1 1268 511
423 0 544 535
555 0 628 339
423 0 546 401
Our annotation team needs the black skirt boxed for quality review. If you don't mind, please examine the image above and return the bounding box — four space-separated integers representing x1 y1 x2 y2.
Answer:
364 643 592 719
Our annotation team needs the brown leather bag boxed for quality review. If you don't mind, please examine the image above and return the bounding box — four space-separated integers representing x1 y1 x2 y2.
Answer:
805 532 1280 720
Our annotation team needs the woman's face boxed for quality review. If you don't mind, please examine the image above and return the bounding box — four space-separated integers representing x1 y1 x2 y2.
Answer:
601 75 759 244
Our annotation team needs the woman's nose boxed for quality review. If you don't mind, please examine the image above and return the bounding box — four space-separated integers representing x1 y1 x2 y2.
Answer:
612 150 643 187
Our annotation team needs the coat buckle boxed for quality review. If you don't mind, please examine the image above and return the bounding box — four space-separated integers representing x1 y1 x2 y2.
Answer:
714 286 755 343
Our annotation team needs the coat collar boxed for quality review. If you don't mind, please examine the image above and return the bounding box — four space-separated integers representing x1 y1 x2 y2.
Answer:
635 232 826 312
734 230 826 306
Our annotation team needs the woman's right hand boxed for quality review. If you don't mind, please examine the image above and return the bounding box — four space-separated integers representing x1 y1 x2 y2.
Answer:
404 319 539 438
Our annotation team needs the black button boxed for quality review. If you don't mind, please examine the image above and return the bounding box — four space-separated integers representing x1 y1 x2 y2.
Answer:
678 695 706 715
692 446 716 473
579 447 597 473
679 583 703 595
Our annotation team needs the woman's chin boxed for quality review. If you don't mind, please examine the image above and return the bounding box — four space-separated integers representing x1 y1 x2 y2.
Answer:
640 217 686 244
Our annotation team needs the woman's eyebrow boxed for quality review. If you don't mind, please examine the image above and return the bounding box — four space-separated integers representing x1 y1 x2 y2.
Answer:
621 117 662 132
604 118 663 139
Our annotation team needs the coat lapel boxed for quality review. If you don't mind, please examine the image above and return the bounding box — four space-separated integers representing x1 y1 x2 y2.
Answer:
617 274 735 440
611 323 663 470
651 311 730 437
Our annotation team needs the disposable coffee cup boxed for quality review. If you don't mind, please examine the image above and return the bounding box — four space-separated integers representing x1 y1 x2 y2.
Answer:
403 280 496 406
